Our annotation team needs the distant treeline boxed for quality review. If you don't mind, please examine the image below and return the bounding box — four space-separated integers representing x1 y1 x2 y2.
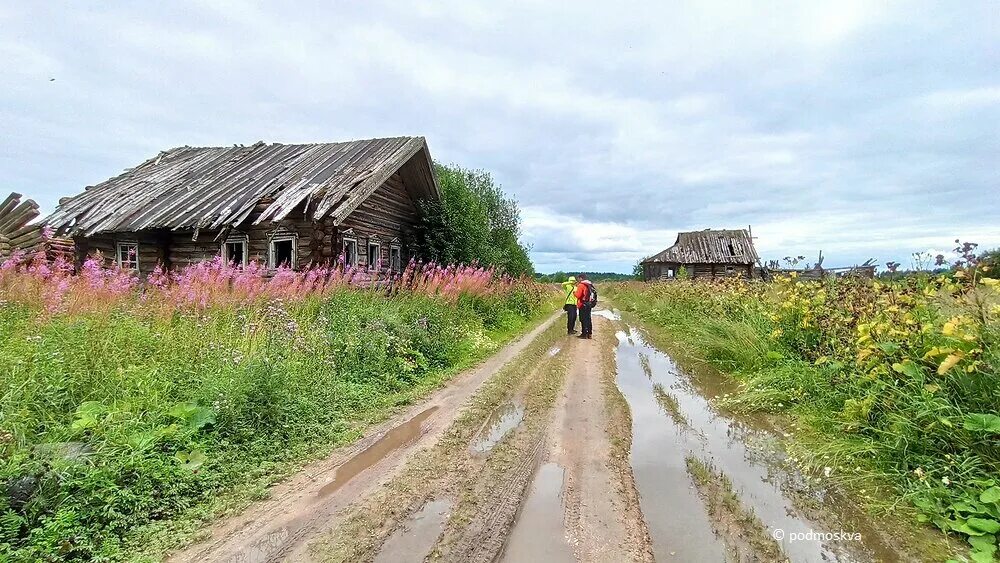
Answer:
535 271 637 283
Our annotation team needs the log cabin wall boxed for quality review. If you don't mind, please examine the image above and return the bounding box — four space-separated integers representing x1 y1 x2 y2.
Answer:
71 173 420 274
75 231 169 275
338 173 417 269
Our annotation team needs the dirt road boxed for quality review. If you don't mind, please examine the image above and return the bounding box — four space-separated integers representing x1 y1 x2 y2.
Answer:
170 308 936 563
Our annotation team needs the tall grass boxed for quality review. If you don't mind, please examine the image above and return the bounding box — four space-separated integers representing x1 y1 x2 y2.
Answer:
0 252 550 561
609 272 1000 557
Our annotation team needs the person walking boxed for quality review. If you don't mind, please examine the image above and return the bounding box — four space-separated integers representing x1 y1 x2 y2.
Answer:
574 274 595 339
561 276 578 334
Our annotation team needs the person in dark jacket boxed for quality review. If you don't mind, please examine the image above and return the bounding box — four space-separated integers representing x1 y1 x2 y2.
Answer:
561 276 578 334
574 274 594 339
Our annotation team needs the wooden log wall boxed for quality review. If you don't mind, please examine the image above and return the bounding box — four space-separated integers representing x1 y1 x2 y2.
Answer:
339 173 417 268
69 172 420 273
0 192 74 261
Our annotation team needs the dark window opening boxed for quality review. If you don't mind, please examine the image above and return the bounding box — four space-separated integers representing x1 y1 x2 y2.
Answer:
390 246 402 272
224 240 246 267
343 239 358 266
728 242 736 256
367 243 381 269
272 240 293 268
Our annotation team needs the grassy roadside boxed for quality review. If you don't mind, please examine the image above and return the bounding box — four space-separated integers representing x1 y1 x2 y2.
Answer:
1 283 561 562
686 456 785 562
311 319 569 562
607 279 995 561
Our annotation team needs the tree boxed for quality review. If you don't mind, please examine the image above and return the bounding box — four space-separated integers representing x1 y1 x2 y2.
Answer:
410 164 533 276
632 261 643 280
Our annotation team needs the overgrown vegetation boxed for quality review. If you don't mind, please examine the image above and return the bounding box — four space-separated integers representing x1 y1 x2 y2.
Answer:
410 164 533 276
0 254 550 561
535 271 636 283
608 248 999 562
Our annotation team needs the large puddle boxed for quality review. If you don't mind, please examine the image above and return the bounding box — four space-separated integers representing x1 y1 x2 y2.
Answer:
374 498 453 563
319 406 439 498
500 463 574 563
615 327 888 562
470 402 525 454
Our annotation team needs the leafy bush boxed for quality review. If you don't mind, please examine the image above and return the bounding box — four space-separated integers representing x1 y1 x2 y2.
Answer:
0 254 548 561
410 164 533 276
608 265 999 559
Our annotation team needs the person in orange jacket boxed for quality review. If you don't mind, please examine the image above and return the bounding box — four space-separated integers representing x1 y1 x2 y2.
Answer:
573 274 594 339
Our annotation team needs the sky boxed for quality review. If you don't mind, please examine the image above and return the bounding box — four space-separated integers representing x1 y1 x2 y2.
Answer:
2 1 998 273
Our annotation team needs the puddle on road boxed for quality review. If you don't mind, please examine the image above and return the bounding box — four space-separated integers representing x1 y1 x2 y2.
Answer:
470 402 525 454
500 463 574 563
319 406 439 498
591 308 621 320
374 498 453 563
615 327 889 563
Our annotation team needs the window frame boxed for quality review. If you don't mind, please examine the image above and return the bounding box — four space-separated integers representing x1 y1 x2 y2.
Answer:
343 235 358 267
367 239 381 270
221 233 249 268
389 244 402 272
268 231 298 270
116 240 139 271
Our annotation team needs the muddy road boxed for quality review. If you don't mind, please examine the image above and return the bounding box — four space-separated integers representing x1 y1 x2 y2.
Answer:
171 308 932 563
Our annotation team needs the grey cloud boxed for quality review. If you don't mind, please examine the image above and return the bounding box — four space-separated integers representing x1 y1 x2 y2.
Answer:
1 1 997 273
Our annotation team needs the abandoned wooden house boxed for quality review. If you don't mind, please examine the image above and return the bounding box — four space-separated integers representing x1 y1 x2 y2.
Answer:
640 228 760 281
45 137 440 275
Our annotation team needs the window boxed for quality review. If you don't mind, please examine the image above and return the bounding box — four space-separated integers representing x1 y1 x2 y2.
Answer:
667 268 675 278
343 237 358 267
221 234 248 267
725 265 736 275
116 241 139 271
268 232 297 269
367 241 381 269
390 245 402 272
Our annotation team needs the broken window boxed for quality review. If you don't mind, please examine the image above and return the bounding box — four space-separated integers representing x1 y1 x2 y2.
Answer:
367 241 381 269
390 245 402 272
343 238 358 267
269 233 296 269
222 235 248 267
116 241 139 271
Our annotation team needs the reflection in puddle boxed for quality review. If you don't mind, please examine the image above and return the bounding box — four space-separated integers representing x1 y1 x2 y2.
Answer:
615 328 883 563
501 463 573 563
592 308 621 320
547 346 561 357
375 498 453 563
319 406 439 498
470 402 525 454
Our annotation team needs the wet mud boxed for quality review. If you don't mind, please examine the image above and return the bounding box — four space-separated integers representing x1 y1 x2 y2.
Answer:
500 462 574 563
374 498 453 563
470 401 525 454
319 406 439 498
614 326 891 562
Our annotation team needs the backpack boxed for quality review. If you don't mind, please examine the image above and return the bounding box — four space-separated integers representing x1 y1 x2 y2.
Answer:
584 282 598 307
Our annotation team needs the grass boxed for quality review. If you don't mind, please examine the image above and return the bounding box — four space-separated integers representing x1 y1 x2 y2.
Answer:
0 274 556 562
608 274 1000 560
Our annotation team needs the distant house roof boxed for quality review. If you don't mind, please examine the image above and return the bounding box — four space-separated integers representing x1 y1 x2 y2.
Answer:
642 229 759 265
47 136 439 236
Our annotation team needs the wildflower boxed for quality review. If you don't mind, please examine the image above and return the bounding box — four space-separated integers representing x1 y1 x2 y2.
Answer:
941 476 950 486
824 467 832 477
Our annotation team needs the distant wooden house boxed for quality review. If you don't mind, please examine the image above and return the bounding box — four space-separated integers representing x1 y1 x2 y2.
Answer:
46 137 440 275
640 228 760 281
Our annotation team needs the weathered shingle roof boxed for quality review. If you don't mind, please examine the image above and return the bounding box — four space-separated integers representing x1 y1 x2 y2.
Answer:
643 229 759 265
46 136 438 236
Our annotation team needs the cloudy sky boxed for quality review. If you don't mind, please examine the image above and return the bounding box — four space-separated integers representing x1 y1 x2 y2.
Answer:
2 1 997 272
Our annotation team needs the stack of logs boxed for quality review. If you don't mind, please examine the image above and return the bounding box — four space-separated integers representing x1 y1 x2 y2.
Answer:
0 192 75 261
